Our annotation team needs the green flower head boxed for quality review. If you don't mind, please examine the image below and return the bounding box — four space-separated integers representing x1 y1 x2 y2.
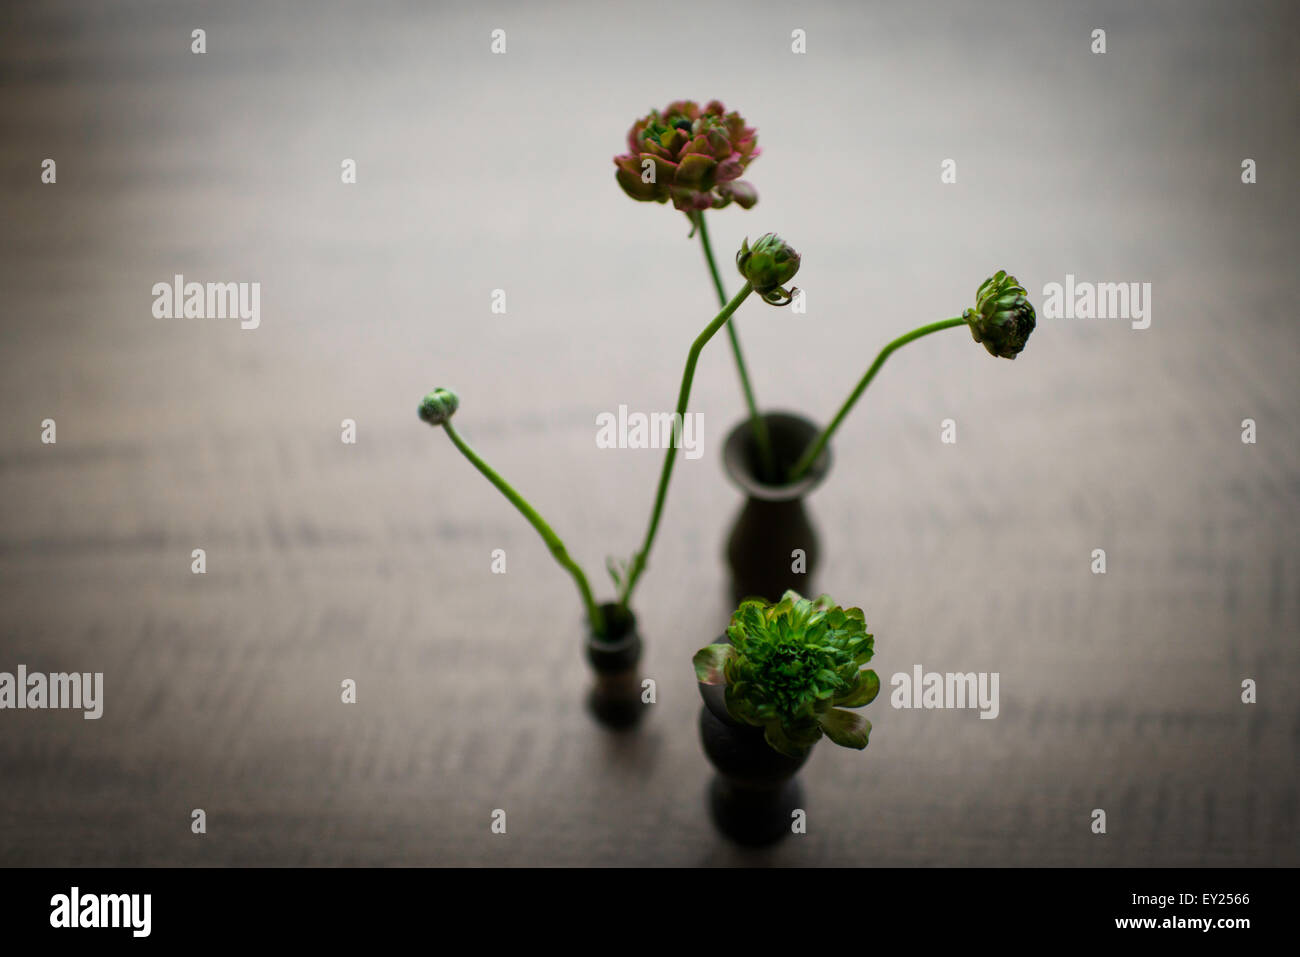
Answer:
736 233 801 306
418 387 459 427
693 590 878 757
963 270 1036 359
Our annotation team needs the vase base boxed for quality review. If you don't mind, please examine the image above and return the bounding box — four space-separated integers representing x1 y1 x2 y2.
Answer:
708 775 804 846
585 687 645 730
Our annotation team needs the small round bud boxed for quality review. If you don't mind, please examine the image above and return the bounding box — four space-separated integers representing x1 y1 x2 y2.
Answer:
736 233 801 305
418 388 459 426
963 270 1036 359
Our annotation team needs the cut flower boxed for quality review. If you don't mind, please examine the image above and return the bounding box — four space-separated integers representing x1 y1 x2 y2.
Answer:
614 100 760 212
694 590 878 757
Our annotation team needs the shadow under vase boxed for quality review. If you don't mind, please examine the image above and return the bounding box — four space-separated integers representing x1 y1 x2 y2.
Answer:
698 677 812 846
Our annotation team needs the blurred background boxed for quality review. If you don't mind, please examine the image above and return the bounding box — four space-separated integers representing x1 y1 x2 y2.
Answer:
0 0 1296 865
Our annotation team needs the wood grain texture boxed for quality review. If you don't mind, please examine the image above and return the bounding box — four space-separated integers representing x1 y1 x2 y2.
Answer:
0 0 1296 866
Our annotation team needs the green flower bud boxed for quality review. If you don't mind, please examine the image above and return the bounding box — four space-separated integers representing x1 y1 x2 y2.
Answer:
736 233 801 305
418 387 460 426
963 270 1036 359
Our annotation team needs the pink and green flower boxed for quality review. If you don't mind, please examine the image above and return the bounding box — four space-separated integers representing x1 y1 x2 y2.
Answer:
614 100 760 212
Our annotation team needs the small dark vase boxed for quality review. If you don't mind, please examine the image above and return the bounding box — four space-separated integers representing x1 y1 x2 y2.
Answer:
723 412 832 604
584 603 644 728
697 653 812 846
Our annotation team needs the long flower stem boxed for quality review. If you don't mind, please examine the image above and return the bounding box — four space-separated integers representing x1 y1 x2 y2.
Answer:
617 281 755 611
441 420 605 637
788 317 968 482
695 211 776 481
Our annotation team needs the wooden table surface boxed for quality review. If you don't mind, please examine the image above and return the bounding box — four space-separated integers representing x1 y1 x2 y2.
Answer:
1 0 1296 866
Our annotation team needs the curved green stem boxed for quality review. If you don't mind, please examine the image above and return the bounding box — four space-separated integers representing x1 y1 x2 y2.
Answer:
788 317 968 482
695 211 775 481
617 281 755 611
441 420 605 637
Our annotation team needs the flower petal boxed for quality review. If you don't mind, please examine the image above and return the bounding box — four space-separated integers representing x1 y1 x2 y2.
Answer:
693 644 735 685
674 152 717 188
819 709 871 749
716 155 743 182
836 669 880 707
614 157 660 201
719 180 758 209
